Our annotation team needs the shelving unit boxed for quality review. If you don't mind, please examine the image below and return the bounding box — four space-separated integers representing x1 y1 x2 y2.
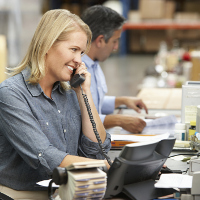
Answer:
119 0 200 54
123 21 200 30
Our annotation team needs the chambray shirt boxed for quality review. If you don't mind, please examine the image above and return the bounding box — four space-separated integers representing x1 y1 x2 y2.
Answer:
0 67 111 191
82 55 115 123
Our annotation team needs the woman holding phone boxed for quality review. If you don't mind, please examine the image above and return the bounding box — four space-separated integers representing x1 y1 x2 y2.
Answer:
0 9 111 199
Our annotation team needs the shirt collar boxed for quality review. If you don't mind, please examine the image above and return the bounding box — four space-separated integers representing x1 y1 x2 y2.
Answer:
82 54 99 69
21 67 63 97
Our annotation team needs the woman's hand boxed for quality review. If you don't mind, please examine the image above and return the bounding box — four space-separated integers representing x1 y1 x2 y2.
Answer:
72 62 91 93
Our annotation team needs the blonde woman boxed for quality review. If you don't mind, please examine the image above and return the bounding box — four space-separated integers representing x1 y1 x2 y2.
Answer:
0 9 111 199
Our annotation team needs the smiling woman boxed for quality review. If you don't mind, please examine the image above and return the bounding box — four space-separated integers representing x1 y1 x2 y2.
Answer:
43 31 88 92
0 9 111 199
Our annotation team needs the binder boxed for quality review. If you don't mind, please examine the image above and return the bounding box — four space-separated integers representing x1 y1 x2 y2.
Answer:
181 81 200 123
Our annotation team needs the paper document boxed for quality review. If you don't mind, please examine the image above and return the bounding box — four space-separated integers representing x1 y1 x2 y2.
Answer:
155 174 193 188
111 132 170 142
37 179 59 188
107 115 177 136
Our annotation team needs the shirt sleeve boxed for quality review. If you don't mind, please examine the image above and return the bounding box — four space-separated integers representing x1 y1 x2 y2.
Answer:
99 114 106 123
101 96 116 114
0 86 67 174
78 132 111 160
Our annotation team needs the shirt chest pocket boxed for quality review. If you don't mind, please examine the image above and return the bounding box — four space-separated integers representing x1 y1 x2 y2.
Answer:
38 120 51 136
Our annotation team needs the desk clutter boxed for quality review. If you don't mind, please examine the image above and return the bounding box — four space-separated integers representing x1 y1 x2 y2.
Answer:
53 160 107 200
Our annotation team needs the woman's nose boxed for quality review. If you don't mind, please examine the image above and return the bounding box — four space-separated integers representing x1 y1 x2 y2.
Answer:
73 54 82 66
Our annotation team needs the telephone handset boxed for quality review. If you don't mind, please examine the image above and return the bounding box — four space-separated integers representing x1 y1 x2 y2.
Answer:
70 69 112 166
70 69 85 88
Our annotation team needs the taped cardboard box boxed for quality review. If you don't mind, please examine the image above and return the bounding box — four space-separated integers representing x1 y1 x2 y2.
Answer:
139 0 165 19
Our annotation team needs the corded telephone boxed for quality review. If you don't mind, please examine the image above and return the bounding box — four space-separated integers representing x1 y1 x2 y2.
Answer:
70 70 112 166
47 71 112 199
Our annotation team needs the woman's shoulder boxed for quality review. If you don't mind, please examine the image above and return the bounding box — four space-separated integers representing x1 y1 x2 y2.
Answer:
0 73 23 90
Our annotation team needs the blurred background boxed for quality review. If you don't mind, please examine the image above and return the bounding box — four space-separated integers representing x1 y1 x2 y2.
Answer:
1 0 200 101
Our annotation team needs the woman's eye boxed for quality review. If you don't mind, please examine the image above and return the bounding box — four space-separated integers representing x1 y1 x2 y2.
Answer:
72 48 77 52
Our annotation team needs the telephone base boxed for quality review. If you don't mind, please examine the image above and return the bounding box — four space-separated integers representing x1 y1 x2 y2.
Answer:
122 179 176 200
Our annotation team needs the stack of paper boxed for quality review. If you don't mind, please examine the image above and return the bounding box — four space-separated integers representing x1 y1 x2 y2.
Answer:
155 174 193 188
58 161 107 200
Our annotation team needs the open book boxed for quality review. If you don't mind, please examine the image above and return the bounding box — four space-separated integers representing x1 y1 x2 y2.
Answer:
58 160 107 200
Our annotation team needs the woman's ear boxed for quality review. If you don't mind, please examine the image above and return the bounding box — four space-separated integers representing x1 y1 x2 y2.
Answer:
95 35 105 48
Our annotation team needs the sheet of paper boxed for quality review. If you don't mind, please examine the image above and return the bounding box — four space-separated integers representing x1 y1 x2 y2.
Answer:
107 115 177 137
37 179 59 188
110 132 170 142
155 174 193 188
145 115 177 126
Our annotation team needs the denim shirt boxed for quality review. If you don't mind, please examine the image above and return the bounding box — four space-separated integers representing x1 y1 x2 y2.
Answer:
82 55 115 123
0 67 111 191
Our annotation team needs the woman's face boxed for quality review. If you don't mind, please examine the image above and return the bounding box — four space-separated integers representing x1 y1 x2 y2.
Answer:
45 30 87 83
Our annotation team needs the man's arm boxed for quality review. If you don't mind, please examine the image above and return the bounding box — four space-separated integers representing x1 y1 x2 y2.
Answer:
103 114 146 133
115 96 148 114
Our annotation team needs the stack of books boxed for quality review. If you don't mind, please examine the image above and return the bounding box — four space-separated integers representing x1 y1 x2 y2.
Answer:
58 160 107 200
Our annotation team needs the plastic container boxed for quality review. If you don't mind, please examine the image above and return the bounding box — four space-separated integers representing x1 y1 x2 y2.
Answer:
195 132 200 140
188 121 196 141
174 123 186 141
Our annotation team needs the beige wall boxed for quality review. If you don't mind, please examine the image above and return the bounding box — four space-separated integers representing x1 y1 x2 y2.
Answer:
0 35 7 83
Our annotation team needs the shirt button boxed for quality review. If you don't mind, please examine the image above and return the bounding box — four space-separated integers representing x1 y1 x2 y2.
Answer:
64 129 66 133
46 122 48 125
58 110 61 113
38 153 42 157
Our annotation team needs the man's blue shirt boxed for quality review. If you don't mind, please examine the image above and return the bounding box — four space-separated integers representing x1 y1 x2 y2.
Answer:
0 67 111 190
82 55 115 123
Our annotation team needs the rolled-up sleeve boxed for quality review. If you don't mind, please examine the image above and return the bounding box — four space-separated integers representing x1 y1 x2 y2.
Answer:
37 146 67 174
78 132 111 160
101 96 116 114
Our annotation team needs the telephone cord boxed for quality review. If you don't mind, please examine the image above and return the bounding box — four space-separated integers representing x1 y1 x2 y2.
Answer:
80 85 112 166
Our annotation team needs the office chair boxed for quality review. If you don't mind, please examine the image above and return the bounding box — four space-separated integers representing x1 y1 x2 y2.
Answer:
0 192 14 200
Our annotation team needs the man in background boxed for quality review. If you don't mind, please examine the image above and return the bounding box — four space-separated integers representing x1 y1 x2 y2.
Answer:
81 5 148 133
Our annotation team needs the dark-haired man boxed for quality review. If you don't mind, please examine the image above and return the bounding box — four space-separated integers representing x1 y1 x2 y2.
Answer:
81 5 148 133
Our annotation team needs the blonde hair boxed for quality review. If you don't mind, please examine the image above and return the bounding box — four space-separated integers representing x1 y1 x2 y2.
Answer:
9 9 92 90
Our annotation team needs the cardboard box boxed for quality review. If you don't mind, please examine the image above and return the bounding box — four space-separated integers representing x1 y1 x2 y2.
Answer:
61 3 81 16
128 11 141 22
183 1 200 13
129 30 142 52
164 0 176 19
136 88 182 109
139 0 165 19
174 12 200 22
191 56 200 81
142 30 167 52
175 30 200 40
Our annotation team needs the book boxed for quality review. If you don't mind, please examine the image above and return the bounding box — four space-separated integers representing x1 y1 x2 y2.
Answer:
66 160 106 170
58 161 107 200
